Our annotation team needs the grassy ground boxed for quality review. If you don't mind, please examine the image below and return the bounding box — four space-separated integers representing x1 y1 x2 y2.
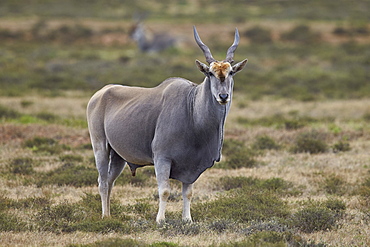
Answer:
1 94 370 246
0 0 370 246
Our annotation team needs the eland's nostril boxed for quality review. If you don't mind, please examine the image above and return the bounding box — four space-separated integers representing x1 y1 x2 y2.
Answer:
219 94 229 101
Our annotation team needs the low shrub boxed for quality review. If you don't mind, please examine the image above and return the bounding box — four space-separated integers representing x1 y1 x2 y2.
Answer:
291 131 328 154
12 196 51 210
35 112 59 122
217 176 297 196
159 220 201 236
69 218 131 234
23 137 70 154
36 163 97 187
125 199 157 220
322 174 346 195
217 139 257 169
35 194 132 233
332 141 351 152
333 25 369 36
219 238 326 247
237 114 310 130
289 198 345 233
192 188 290 223
0 104 21 120
0 195 13 211
357 174 370 198
252 135 281 150
290 206 337 233
244 26 272 44
0 212 27 231
8 157 35 175
46 24 94 44
284 119 306 130
20 100 34 108
36 201 89 232
281 25 321 44
363 112 370 121
242 220 292 236
249 231 291 246
76 238 180 247
323 198 346 213
59 154 84 163
208 219 236 233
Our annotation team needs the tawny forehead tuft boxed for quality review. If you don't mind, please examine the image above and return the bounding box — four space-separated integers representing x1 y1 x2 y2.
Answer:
210 62 232 80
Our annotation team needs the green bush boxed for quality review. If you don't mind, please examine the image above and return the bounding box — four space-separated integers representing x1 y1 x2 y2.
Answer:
284 119 306 130
69 218 131 234
125 199 157 220
252 135 281 150
289 198 345 233
217 176 297 196
290 206 337 233
332 141 351 152
36 163 97 187
218 139 257 169
35 112 60 122
192 188 290 223
46 24 94 44
244 26 272 44
12 196 51 210
35 195 132 233
0 104 21 120
208 219 236 234
322 174 346 195
159 220 201 236
8 157 35 175
0 212 27 231
37 201 89 232
0 195 13 211
23 137 70 154
357 174 370 198
291 131 328 154
59 154 84 163
281 25 321 44
323 198 346 213
75 238 180 247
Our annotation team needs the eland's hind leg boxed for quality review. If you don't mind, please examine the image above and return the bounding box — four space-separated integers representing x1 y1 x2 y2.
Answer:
92 142 111 217
93 142 125 218
102 148 126 217
107 148 126 199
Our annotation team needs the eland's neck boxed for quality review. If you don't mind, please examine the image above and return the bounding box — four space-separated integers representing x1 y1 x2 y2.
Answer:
191 77 230 131
188 77 230 162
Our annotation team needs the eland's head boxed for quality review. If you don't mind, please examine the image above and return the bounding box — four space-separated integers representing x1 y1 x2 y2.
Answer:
193 26 248 105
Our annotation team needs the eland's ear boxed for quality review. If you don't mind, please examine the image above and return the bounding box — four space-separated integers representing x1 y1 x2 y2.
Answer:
195 60 209 74
232 59 248 74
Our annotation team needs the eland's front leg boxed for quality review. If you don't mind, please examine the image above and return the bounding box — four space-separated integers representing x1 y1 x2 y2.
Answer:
154 158 171 223
182 183 193 222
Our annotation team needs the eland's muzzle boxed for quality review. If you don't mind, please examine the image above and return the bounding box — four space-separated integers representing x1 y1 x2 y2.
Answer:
219 94 229 104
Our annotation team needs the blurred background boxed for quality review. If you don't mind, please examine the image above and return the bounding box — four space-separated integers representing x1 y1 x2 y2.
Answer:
0 0 369 101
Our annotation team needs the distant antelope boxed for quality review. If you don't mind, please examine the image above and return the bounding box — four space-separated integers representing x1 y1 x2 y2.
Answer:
87 26 248 223
129 22 177 52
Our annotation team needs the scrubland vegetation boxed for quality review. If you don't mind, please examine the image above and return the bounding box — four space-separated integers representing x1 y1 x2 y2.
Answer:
0 0 369 246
